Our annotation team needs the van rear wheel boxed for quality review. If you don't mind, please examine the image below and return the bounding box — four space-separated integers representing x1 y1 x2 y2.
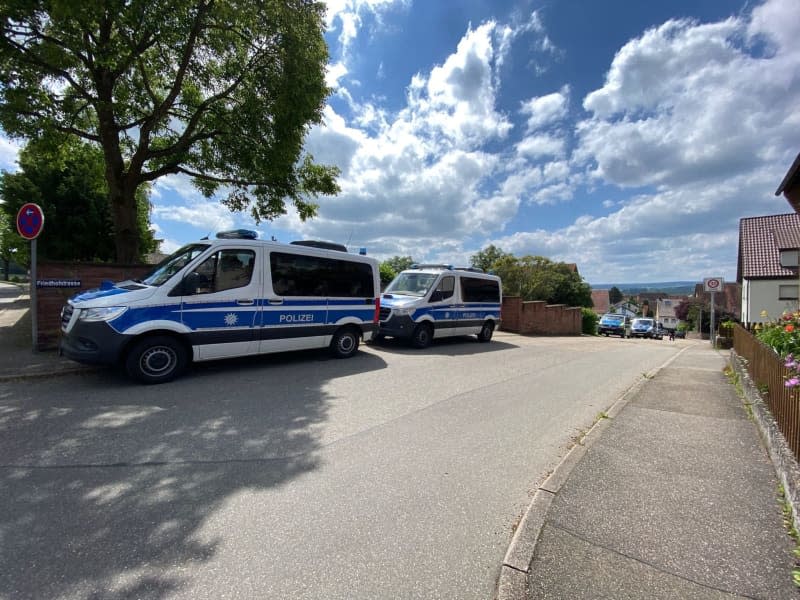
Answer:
125 335 188 384
477 321 494 342
331 327 360 358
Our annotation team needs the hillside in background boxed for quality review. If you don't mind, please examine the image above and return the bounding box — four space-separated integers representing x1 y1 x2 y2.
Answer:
591 281 697 296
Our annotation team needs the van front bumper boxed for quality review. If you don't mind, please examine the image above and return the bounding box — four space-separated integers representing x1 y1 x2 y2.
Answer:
60 321 129 366
378 314 416 339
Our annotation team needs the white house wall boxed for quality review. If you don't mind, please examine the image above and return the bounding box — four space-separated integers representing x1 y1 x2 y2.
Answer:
742 279 799 324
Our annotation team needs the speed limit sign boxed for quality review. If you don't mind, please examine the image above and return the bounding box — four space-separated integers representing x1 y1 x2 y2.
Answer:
703 277 724 292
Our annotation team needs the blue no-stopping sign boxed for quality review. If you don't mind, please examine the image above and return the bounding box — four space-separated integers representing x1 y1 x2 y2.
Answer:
16 203 45 240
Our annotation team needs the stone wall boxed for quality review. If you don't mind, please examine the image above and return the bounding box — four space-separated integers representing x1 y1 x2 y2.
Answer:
35 262 151 350
500 296 582 335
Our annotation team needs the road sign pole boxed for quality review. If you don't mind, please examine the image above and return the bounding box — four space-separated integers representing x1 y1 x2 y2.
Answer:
15 203 44 351
710 291 716 347
30 239 37 350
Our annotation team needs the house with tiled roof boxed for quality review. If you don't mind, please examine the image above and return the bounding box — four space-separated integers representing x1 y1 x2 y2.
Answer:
737 213 800 325
655 297 687 331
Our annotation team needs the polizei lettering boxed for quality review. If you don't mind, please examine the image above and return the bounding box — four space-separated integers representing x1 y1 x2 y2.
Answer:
279 313 314 323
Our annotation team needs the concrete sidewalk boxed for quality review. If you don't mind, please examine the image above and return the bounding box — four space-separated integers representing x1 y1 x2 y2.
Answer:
0 281 93 381
500 343 798 599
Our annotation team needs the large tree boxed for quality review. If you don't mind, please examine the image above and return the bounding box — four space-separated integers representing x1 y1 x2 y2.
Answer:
470 244 509 272
0 0 338 262
1 134 156 261
492 254 593 307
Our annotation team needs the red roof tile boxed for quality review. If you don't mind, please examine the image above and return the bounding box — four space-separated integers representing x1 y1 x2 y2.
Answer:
737 213 800 280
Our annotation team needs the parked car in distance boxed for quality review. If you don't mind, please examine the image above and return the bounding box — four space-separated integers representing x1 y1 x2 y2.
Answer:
631 317 660 339
598 313 631 338
674 329 686 339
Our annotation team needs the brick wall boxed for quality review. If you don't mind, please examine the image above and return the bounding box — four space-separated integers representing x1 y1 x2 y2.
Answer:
500 296 582 335
35 262 152 350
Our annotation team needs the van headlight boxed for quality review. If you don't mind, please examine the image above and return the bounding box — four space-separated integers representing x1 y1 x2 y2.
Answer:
393 308 412 316
78 306 128 322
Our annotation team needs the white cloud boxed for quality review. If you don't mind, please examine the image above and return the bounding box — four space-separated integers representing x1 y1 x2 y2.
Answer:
324 0 410 58
298 19 536 259
516 134 564 159
576 1 800 189
520 86 569 132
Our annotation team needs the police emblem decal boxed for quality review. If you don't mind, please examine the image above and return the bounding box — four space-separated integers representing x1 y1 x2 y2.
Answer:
224 313 238 326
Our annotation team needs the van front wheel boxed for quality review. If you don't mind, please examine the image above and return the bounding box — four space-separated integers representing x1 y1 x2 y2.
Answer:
331 327 360 358
125 335 188 384
411 323 433 349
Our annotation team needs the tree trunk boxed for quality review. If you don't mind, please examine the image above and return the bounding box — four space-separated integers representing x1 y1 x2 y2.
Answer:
111 184 141 264
2 258 8 280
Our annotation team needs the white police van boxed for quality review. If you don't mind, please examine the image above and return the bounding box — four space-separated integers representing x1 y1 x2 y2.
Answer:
377 265 502 348
60 231 381 384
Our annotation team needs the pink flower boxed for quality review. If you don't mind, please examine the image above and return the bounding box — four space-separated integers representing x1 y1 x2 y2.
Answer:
785 378 800 388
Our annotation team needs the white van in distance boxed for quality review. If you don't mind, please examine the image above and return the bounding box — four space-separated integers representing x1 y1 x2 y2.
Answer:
60 231 380 383
378 264 502 348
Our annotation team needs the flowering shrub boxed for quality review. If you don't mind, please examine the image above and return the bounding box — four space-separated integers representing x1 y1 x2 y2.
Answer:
754 310 800 388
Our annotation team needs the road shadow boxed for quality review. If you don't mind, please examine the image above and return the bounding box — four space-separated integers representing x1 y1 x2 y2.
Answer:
365 334 518 357
0 349 387 598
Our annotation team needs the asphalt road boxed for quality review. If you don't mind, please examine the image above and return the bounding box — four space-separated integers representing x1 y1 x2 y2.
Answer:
0 332 688 599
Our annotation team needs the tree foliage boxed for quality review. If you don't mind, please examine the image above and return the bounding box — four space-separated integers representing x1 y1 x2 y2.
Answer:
379 262 396 289
383 256 414 274
1 135 155 262
608 286 623 305
0 0 338 262
492 254 593 307
0 209 28 279
675 297 737 332
470 244 509 272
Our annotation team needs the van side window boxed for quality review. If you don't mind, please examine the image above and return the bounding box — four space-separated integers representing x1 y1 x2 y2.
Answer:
432 276 455 301
270 252 375 298
186 249 255 295
461 277 500 302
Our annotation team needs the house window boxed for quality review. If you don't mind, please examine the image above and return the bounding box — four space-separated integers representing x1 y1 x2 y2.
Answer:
780 250 799 268
779 284 799 300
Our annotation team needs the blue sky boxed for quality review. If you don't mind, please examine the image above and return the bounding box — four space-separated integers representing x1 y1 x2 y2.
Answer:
2 0 799 284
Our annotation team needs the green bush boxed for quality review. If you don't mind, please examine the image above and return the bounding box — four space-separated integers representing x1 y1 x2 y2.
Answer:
582 307 599 335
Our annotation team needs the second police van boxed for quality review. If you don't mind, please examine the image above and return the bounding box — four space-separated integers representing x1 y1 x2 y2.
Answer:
60 231 381 384
377 264 502 348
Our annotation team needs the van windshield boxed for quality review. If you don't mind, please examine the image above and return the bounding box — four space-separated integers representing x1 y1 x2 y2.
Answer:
141 244 210 286
385 272 438 297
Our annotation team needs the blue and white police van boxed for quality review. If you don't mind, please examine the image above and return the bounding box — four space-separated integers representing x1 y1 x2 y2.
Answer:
377 265 502 348
59 231 381 383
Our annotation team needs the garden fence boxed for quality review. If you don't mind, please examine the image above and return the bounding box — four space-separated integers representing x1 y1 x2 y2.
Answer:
733 323 800 459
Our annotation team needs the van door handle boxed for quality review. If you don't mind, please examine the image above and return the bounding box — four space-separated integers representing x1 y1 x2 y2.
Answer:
236 299 255 306
268 299 284 305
